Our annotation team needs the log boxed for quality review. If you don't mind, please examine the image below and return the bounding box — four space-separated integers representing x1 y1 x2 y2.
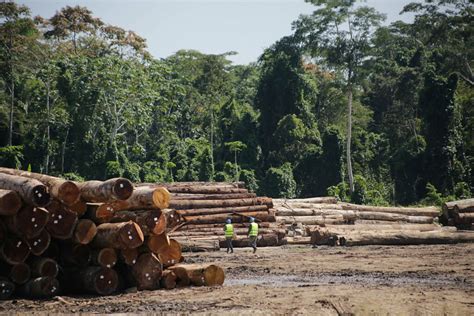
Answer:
0 173 50 207
176 205 269 217
163 187 248 194
4 262 31 284
119 248 138 266
72 267 118 295
219 234 280 248
184 211 276 225
0 168 80 205
5 205 49 238
91 221 144 249
85 203 115 224
453 199 474 213
112 210 167 236
0 189 22 216
160 270 177 289
0 277 15 300
150 237 182 267
131 252 162 290
276 208 355 217
168 264 225 286
178 222 271 230
455 212 474 224
0 220 4 243
443 198 474 212
61 243 91 267
341 203 440 217
324 223 444 232
69 199 87 217
73 219 97 244
77 177 133 202
354 211 434 223
91 248 117 268
18 277 59 298
169 197 273 210
25 229 51 256
276 215 350 225
137 181 245 188
286 237 311 245
170 227 284 237
0 236 30 264
125 186 170 210
30 257 59 278
273 197 337 204
176 239 220 252
341 231 474 246
46 201 78 239
171 192 257 200
274 202 345 210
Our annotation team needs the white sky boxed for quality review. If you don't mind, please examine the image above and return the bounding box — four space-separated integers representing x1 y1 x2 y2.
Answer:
19 0 419 64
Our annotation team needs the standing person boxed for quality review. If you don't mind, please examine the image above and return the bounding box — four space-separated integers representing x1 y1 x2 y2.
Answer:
224 218 234 254
248 217 258 253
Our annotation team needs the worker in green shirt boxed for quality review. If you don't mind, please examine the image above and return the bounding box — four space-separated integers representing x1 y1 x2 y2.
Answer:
247 217 258 253
224 218 234 254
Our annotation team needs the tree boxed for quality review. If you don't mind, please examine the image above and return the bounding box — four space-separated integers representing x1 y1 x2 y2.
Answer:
225 141 247 181
293 0 385 193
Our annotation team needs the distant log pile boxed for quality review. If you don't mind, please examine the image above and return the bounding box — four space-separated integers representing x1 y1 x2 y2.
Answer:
155 182 285 249
0 168 224 300
274 197 474 246
441 198 474 229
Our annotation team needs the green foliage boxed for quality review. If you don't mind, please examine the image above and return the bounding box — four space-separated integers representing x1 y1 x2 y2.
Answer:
0 145 24 168
239 169 259 193
105 161 123 178
61 172 84 182
262 162 296 198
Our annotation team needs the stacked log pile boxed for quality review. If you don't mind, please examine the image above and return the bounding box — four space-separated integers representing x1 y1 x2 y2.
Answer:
0 167 224 300
274 197 474 246
441 198 474 229
139 182 286 249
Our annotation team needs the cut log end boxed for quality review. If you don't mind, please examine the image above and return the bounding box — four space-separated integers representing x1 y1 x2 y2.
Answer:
119 222 144 249
32 185 51 207
131 253 162 290
0 278 15 300
32 257 59 278
1 237 30 264
113 178 134 200
14 206 49 239
93 268 119 295
74 219 97 244
0 189 22 216
26 229 51 256
58 181 80 205
94 248 117 269
153 187 171 209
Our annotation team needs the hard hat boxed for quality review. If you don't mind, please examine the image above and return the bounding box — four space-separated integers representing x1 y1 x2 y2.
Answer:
226 218 231 224
249 217 255 223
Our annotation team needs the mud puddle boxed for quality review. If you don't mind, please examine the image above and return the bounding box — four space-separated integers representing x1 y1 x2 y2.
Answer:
225 272 473 288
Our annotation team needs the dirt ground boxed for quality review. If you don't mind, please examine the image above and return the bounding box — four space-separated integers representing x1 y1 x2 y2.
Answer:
1 244 473 315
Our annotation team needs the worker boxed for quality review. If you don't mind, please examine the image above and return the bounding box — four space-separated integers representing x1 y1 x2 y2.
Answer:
248 217 258 253
224 218 234 254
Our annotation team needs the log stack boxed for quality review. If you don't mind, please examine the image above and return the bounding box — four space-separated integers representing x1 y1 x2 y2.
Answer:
0 168 225 300
142 182 286 249
274 197 474 246
441 198 474 229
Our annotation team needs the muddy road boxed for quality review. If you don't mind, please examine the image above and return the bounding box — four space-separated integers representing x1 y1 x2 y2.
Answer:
1 244 473 315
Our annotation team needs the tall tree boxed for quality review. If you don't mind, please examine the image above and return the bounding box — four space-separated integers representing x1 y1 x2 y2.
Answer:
293 0 385 193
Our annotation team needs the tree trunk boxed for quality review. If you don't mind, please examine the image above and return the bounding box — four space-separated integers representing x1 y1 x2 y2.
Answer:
77 178 133 202
0 189 22 216
0 173 50 207
91 221 144 249
346 86 354 193
104 186 170 211
168 263 225 286
0 167 80 205
131 252 162 290
8 79 14 146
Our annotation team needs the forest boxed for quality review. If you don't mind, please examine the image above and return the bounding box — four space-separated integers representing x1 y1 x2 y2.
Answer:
0 0 472 206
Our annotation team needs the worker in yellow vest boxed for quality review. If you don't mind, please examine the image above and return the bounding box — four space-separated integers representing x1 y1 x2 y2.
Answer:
248 217 258 253
224 218 234 254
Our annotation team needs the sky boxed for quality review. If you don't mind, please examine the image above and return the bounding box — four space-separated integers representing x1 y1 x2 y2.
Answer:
19 0 419 64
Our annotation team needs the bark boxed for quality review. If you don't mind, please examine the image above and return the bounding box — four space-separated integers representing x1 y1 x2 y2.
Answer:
346 86 354 193
30 257 59 278
73 219 97 244
0 189 22 216
169 197 272 210
171 192 257 200
323 223 444 232
176 205 269 217
77 178 133 202
274 202 344 210
286 237 311 245
175 239 220 252
91 221 144 249
276 215 351 225
353 212 434 224
5 205 49 238
340 231 474 246
0 167 80 205
91 248 117 269
341 203 440 217
453 199 474 213
110 210 166 236
0 173 50 207
131 252 162 290
25 229 51 256
165 187 248 194
183 211 275 225
443 198 474 212
218 234 281 248
137 181 245 188
168 263 225 286
276 208 355 217
106 186 170 211
18 277 59 299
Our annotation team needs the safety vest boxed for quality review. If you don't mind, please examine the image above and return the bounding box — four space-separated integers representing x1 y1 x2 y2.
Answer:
224 224 234 238
249 222 258 237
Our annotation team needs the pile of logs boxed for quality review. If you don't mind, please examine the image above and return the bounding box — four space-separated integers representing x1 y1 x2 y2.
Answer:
441 198 474 229
274 197 474 246
0 167 224 300
141 182 286 250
